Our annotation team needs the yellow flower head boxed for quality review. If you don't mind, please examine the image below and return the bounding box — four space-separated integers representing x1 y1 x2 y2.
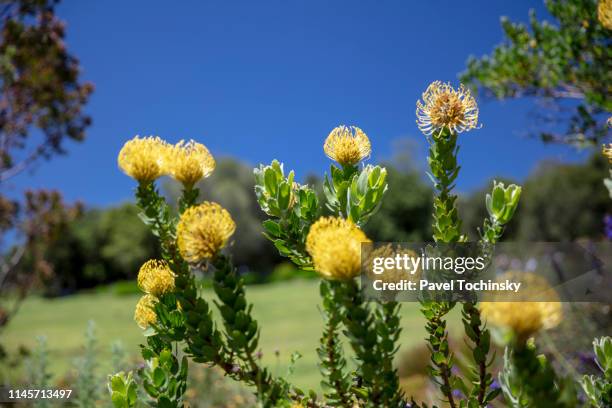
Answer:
480 271 562 341
168 140 216 187
137 259 175 297
177 202 236 263
603 143 612 163
306 216 370 280
416 81 479 136
118 136 170 183
134 294 157 329
598 0 612 29
323 126 371 166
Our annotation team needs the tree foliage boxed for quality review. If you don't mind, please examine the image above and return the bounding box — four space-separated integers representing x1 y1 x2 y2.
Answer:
0 0 92 328
0 0 93 181
460 0 611 146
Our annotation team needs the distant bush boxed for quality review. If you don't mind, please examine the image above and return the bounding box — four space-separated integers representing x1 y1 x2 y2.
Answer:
267 262 315 283
95 280 141 296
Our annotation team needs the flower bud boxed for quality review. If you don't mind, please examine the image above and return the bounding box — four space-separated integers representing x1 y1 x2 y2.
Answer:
486 181 522 225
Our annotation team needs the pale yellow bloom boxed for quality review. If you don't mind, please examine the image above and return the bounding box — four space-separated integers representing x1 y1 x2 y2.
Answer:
177 202 236 263
480 271 562 340
117 136 170 183
598 0 612 29
134 294 157 329
306 216 370 280
323 126 371 166
137 259 175 297
168 140 215 187
416 81 479 136
603 143 612 163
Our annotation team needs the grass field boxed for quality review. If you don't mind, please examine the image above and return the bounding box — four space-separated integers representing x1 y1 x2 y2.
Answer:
2 279 458 391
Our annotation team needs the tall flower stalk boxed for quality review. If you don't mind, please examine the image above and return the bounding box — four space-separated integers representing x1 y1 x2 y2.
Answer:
255 125 402 407
114 137 315 407
415 81 521 408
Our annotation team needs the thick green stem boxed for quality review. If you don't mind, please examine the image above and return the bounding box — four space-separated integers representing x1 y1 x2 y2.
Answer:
375 301 404 407
318 280 352 407
210 254 318 406
424 127 463 408
340 279 387 407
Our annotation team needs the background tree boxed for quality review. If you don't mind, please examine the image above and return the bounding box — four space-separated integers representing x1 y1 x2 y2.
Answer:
460 153 610 241
0 0 92 332
460 0 611 146
31 203 159 295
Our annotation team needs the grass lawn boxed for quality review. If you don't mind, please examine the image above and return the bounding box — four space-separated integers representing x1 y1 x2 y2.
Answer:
2 279 457 391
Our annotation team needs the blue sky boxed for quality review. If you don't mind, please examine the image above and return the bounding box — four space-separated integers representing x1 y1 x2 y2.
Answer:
12 0 589 207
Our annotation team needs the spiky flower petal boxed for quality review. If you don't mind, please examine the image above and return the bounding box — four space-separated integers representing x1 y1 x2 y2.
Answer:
177 202 236 263
598 0 612 30
480 271 562 340
134 294 157 329
137 259 175 296
416 81 479 136
168 140 215 187
323 126 371 166
306 216 370 280
118 136 170 183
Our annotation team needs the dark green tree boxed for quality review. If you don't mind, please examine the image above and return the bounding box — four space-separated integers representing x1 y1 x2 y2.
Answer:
460 154 609 241
460 0 611 146
38 204 159 294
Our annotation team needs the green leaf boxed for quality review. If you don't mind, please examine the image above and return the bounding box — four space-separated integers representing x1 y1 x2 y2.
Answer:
126 384 138 406
152 367 166 388
110 375 126 394
157 396 174 408
111 392 127 408
262 220 281 237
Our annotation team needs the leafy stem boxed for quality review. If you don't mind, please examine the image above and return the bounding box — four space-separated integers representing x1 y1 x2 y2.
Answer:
318 280 353 407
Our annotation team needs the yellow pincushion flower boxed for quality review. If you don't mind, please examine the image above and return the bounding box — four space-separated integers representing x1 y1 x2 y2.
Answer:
118 136 170 183
137 259 175 297
598 0 612 30
603 143 612 163
177 202 236 263
416 81 479 136
306 216 370 280
168 140 216 187
134 294 158 329
323 126 371 166
480 271 562 341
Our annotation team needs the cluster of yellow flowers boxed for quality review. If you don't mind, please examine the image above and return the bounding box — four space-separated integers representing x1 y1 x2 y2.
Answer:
118 136 215 187
323 125 371 167
177 201 236 263
416 81 479 136
119 135 240 327
134 259 176 329
480 271 562 341
306 216 370 280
